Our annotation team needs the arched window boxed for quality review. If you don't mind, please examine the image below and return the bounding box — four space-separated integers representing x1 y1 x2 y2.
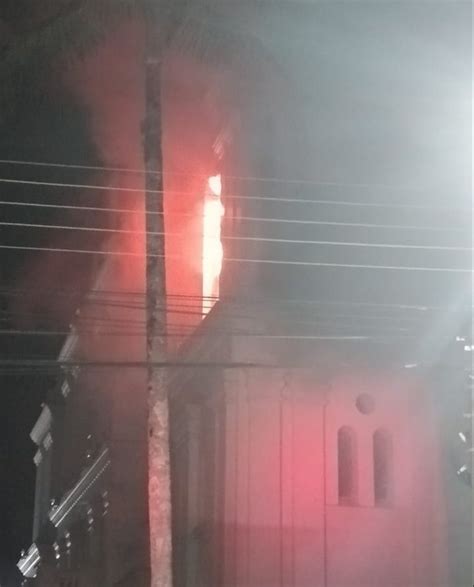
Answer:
337 427 357 504
373 429 393 506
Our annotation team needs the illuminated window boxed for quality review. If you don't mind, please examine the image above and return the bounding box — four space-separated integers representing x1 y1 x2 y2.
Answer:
337 426 357 504
373 429 393 506
202 174 224 315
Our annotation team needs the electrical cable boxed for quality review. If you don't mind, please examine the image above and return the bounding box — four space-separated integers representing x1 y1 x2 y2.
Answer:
0 334 420 369
0 158 435 192
0 174 467 212
0 285 465 311
0 306 427 326
0 198 466 232
0 359 267 370
0 220 470 251
0 314 417 337
0 244 470 272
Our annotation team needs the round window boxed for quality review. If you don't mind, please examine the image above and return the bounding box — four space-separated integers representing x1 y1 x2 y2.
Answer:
356 393 375 415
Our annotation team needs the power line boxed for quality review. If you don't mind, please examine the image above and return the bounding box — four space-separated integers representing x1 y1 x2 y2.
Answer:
0 311 433 337
0 329 414 339
0 172 466 213
1 287 470 340
0 221 470 252
0 300 437 327
0 285 465 311
0 199 117 215
0 289 443 323
0 244 470 272
0 335 418 366
0 359 266 370
0 309 418 338
0 200 466 232
1 176 427 204
0 307 209 323
0 302 467 347
0 345 421 374
0 323 420 340
0 158 430 192
0 305 427 326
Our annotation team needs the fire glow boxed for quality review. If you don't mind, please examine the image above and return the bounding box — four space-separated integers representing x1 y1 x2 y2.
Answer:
203 175 224 315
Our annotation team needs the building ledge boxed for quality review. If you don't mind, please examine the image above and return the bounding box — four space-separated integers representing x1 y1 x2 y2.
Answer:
18 448 111 578
49 446 111 530
17 544 40 579
30 405 52 446
58 328 78 362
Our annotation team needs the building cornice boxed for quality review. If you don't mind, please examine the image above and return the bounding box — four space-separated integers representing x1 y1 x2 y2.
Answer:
30 405 52 446
17 544 40 579
18 447 111 579
49 446 110 530
58 328 79 362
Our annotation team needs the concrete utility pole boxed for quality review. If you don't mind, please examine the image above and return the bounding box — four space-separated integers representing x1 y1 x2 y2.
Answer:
143 1 173 585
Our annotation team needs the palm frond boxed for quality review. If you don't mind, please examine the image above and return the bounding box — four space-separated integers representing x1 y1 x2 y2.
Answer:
177 7 292 105
170 4 272 77
0 0 136 123
0 0 275 124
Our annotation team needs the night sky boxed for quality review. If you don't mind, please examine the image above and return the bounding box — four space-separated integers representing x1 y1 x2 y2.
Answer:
0 36 101 581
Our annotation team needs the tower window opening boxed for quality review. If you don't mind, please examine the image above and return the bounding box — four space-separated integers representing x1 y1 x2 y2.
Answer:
337 426 357 504
202 174 224 315
373 429 393 506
